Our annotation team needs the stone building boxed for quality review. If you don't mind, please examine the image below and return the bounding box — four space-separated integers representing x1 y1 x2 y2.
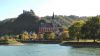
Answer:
38 12 59 34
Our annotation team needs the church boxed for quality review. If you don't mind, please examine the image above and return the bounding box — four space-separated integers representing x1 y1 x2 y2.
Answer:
37 13 60 34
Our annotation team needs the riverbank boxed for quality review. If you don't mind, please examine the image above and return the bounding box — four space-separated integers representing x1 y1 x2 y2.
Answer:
18 40 62 44
0 40 62 45
1 39 100 47
60 41 100 48
0 39 24 45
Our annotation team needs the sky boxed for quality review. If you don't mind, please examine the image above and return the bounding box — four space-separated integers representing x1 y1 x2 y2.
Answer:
0 0 100 20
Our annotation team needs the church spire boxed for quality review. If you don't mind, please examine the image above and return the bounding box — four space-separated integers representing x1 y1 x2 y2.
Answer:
52 12 55 19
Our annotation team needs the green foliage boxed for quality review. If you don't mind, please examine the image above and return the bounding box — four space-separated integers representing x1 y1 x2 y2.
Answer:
61 31 69 40
81 16 100 42
48 32 56 40
43 32 56 40
43 33 49 40
5 39 18 44
42 15 85 28
37 34 44 40
31 33 37 40
68 20 85 41
0 10 39 35
21 31 29 40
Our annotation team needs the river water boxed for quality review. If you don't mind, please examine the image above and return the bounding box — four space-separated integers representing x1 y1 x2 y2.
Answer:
0 44 99 56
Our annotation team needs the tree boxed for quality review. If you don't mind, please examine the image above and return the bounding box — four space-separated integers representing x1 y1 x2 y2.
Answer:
37 34 44 40
61 30 69 40
68 20 85 41
81 16 100 42
48 32 56 40
43 33 49 40
43 32 56 40
21 31 29 40
31 32 37 40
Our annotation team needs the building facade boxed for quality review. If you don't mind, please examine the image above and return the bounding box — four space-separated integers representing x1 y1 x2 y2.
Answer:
38 13 59 34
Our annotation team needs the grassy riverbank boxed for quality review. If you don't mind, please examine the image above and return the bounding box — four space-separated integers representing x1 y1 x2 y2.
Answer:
60 39 100 47
0 39 23 45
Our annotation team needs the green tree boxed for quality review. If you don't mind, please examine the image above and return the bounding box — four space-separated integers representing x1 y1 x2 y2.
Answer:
48 32 56 40
21 31 29 40
68 20 85 41
43 33 49 40
31 32 37 40
81 16 100 42
61 30 69 40
37 34 44 40
43 32 56 40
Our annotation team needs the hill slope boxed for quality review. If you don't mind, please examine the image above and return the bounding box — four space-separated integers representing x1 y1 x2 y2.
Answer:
0 10 87 35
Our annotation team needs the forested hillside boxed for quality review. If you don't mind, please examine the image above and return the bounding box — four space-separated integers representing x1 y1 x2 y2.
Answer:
0 10 87 35
41 15 87 28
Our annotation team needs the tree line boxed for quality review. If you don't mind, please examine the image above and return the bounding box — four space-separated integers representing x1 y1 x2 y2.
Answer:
0 30 69 41
69 16 100 42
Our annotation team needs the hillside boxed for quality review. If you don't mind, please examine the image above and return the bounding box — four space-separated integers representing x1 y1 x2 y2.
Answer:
41 15 87 28
0 10 39 35
0 10 87 35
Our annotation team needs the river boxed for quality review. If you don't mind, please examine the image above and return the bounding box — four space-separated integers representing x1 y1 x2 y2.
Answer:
0 43 99 56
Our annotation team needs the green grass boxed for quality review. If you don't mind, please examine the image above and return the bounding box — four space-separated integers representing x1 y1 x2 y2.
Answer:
6 39 20 44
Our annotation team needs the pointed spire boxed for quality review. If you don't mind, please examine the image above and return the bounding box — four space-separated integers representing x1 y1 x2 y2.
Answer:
52 12 55 19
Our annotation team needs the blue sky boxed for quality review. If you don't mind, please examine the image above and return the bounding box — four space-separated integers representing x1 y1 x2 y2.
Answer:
0 0 48 20
0 0 100 20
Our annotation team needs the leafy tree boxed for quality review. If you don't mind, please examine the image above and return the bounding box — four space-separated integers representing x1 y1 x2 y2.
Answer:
43 33 49 40
37 34 44 40
61 30 69 40
81 16 100 42
21 31 29 40
48 32 56 40
31 32 37 40
68 20 85 41
3 35 10 40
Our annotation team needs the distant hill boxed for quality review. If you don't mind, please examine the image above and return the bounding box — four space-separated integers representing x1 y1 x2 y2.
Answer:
0 10 87 35
41 15 87 28
0 10 39 35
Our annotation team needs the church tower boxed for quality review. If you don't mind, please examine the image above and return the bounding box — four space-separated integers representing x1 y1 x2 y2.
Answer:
51 12 59 33
52 12 55 19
